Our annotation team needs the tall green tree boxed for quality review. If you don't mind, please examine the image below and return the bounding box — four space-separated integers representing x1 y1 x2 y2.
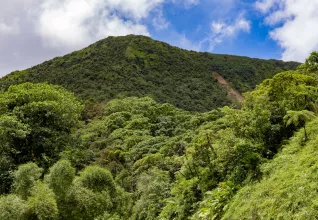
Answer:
305 51 318 72
45 160 75 198
0 115 29 194
27 182 58 220
0 195 28 220
0 83 83 168
12 163 43 200
284 110 316 140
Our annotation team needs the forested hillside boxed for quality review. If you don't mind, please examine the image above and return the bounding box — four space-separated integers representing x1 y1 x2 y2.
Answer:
0 35 299 111
223 117 318 219
0 36 317 220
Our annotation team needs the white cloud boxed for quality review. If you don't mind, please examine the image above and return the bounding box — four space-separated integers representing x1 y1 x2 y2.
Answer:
184 0 200 7
0 20 19 35
0 0 165 50
37 0 98 48
107 0 165 20
255 0 318 61
94 17 150 39
158 31 200 51
171 0 200 8
152 9 170 30
0 0 168 76
201 17 250 51
178 34 200 51
35 0 160 49
254 0 276 13
212 19 251 38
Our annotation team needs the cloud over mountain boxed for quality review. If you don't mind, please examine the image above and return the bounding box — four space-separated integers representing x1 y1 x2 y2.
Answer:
255 0 318 61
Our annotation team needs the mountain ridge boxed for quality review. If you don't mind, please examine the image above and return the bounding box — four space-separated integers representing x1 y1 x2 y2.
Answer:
0 35 300 111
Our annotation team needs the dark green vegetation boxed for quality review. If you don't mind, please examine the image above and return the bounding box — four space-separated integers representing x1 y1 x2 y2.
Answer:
0 35 317 219
0 35 299 111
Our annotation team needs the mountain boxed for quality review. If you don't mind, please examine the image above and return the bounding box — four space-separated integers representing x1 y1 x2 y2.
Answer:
0 35 299 112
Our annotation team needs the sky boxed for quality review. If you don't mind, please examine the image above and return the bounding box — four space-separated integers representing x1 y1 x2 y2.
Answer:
1 0 318 77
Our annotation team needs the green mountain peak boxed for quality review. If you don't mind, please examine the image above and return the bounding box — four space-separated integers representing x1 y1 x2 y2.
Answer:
0 35 299 111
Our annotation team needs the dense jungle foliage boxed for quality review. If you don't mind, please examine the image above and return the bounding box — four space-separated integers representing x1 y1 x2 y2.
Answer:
0 35 299 112
0 37 317 219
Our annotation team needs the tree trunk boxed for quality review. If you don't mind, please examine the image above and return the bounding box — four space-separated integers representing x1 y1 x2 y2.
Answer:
304 124 307 141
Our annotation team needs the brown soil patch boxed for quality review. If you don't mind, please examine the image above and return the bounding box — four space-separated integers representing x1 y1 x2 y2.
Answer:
212 72 244 102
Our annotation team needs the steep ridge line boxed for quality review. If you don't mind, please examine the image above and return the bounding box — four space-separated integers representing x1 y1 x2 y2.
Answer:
0 35 299 111
212 72 245 102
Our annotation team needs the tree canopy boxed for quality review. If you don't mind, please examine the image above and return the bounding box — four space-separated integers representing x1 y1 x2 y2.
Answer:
0 83 82 193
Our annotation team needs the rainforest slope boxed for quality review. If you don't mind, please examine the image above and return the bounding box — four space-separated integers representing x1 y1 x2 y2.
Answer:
0 35 299 111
